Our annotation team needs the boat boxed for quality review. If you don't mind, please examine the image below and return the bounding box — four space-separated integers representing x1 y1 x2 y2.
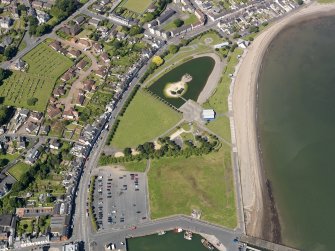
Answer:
184 230 193 240
157 231 166 235
201 239 214 250
174 228 183 233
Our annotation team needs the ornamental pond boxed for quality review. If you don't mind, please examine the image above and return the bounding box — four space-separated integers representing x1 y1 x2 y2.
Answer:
148 56 215 108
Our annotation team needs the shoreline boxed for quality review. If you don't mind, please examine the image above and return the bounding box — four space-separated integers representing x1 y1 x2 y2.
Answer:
232 1 335 242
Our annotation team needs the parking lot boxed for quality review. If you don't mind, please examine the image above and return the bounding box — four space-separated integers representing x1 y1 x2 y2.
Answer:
92 168 148 230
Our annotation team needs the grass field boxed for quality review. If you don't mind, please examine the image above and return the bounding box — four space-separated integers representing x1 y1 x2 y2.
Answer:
148 146 237 228
0 43 73 111
8 162 31 181
122 0 152 13
207 116 231 143
111 90 182 149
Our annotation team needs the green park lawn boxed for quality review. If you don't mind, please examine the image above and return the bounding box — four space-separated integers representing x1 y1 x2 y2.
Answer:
122 0 153 13
8 162 31 181
148 146 237 228
207 116 231 143
111 90 182 149
0 42 73 111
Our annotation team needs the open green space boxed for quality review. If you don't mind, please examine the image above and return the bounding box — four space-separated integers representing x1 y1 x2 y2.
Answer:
111 90 181 149
121 0 152 13
8 162 31 181
148 146 236 227
206 116 231 143
0 43 73 111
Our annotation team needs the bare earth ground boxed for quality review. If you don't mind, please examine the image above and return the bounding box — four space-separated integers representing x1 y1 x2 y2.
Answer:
233 2 335 241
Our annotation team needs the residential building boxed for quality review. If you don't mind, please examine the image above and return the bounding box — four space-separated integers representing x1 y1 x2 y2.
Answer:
157 9 175 25
15 207 53 218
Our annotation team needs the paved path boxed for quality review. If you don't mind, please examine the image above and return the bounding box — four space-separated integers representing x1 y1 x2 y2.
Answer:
196 53 225 104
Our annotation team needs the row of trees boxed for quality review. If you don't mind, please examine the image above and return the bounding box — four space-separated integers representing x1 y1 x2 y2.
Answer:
100 135 220 165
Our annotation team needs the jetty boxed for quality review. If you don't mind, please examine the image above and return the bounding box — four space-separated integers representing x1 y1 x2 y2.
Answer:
240 235 301 251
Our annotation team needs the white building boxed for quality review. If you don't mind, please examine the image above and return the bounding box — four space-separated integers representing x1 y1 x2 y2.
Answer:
213 42 229 49
202 109 215 120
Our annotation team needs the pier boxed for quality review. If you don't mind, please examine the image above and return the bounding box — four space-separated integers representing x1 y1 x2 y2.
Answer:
240 235 301 251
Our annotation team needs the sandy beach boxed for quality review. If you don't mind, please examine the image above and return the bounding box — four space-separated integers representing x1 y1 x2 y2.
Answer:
232 1 335 241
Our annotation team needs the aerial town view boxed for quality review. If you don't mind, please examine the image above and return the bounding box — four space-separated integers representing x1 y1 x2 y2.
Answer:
0 0 333 249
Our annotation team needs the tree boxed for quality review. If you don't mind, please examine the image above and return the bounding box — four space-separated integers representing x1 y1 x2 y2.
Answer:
152 55 164 66
0 69 9 84
249 25 259 33
27 97 38 106
123 147 132 157
168 44 179 54
0 106 8 124
143 13 155 22
112 40 122 49
129 25 143 36
173 18 184 27
296 0 303 5
4 46 17 59
36 24 51 36
0 158 8 167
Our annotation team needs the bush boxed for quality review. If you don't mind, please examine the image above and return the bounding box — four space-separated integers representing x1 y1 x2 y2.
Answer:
168 44 179 54
152 55 164 66
27 97 38 106
173 18 184 27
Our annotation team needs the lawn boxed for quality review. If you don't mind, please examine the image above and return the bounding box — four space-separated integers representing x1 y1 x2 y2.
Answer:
0 43 73 111
148 146 237 228
206 116 231 143
17 219 34 236
122 0 152 13
184 14 198 26
111 90 182 149
8 162 31 181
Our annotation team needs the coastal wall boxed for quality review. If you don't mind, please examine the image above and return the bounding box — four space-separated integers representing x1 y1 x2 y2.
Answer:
232 1 335 243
